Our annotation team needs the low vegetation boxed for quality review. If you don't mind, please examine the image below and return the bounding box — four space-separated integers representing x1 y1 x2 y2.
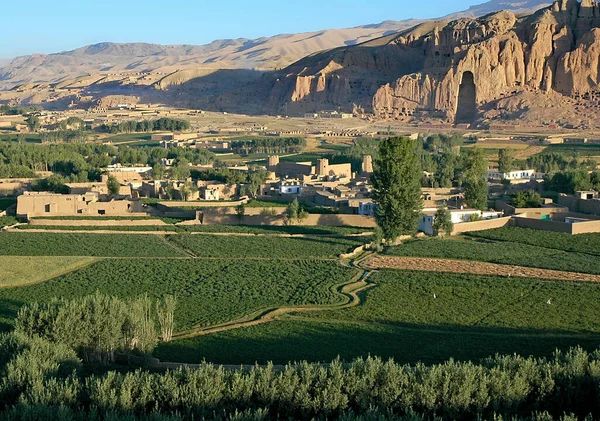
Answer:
0 232 187 257
0 259 357 330
0 256 96 287
165 269 600 366
17 223 371 236
3 323 600 420
167 234 365 258
385 236 600 274
467 227 600 256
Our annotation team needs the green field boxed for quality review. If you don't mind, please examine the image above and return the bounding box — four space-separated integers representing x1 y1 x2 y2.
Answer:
467 227 600 256
0 256 96 287
167 234 365 258
17 224 369 236
385 236 600 274
102 133 151 144
545 143 600 156
0 259 357 331
158 270 600 365
0 232 187 257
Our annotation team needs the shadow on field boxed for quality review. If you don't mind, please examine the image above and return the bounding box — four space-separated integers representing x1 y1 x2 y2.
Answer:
0 297 26 332
153 320 600 367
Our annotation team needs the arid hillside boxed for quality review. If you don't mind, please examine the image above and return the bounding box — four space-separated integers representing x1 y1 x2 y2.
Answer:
0 0 551 90
207 0 598 129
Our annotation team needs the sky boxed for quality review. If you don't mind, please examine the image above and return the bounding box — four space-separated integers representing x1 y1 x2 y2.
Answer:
0 0 478 59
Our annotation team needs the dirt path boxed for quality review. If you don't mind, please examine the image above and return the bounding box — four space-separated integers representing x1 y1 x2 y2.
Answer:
174 270 375 340
365 256 600 283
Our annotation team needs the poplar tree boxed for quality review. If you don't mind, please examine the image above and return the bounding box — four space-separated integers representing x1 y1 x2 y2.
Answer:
463 147 489 210
371 137 423 241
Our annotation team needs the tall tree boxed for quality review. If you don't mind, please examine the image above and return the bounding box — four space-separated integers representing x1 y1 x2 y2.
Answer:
371 137 423 241
106 175 121 196
433 207 454 237
25 115 40 132
462 147 489 211
497 149 514 175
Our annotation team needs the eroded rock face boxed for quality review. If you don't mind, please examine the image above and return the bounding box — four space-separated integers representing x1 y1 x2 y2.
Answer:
257 0 600 123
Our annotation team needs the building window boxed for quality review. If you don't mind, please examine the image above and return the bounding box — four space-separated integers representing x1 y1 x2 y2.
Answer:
98 210 106 215
77 209 83 214
44 204 50 213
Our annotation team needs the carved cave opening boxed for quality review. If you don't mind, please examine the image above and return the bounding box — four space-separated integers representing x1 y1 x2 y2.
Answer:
455 71 476 124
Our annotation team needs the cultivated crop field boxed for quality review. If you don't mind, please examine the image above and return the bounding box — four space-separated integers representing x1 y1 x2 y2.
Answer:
158 269 600 365
385 237 600 274
467 227 600 256
167 234 365 258
0 232 187 257
17 224 370 236
0 259 358 330
0 256 96 287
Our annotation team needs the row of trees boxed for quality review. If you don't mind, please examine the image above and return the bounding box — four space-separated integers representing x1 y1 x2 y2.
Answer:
99 118 191 134
1 318 599 420
230 137 306 155
16 293 176 364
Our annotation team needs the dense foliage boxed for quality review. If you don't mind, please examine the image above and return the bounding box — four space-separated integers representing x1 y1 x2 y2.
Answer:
462 147 489 210
230 137 306 155
1 329 600 420
511 190 543 208
99 118 191 134
371 137 423 240
544 170 600 194
16 293 163 362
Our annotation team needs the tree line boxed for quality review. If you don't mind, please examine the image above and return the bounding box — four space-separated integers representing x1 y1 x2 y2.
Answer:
230 137 306 155
0 294 599 420
99 118 191 134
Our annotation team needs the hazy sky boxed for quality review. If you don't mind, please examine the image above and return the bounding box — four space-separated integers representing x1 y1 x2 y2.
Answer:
0 0 477 58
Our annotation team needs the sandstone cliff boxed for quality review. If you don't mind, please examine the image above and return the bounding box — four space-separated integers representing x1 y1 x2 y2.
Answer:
245 0 600 126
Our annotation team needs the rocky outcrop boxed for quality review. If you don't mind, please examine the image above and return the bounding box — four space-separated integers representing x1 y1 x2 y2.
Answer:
251 0 600 124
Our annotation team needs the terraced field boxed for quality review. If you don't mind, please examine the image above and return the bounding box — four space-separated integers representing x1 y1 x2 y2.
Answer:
2 227 599 367
0 259 358 330
167 234 365 258
0 256 96 287
0 232 187 257
158 270 600 365
384 237 600 274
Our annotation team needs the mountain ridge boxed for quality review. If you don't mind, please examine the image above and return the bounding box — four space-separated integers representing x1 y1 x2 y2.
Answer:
0 0 551 89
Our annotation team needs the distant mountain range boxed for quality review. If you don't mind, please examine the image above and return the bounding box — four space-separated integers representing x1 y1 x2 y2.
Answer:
0 0 551 90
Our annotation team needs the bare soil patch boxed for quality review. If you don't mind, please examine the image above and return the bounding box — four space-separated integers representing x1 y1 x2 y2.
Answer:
365 256 600 283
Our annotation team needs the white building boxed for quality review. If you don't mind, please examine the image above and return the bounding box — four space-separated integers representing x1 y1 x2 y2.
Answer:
487 169 543 181
358 201 377 216
419 208 502 235
279 180 303 195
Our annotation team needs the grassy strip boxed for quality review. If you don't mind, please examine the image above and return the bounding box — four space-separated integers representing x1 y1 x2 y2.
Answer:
0 256 96 288
0 232 188 257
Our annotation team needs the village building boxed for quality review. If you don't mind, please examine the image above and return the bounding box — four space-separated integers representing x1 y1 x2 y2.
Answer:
17 191 145 219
